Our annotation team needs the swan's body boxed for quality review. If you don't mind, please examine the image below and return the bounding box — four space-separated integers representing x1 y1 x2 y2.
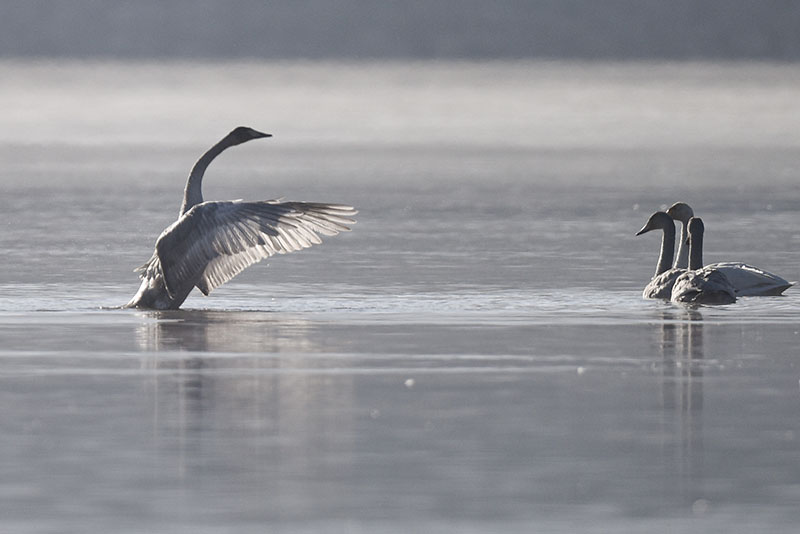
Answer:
637 211 685 299
670 218 736 305
671 268 737 305
126 127 357 310
701 262 792 296
667 202 792 296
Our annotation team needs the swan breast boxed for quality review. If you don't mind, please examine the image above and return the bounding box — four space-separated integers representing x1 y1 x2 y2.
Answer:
643 268 685 299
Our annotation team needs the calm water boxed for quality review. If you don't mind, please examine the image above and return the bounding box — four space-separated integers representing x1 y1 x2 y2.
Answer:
1 60 800 533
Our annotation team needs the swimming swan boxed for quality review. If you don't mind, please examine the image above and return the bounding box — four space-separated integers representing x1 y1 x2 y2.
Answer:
125 126 357 310
671 217 736 305
636 211 685 299
667 202 792 296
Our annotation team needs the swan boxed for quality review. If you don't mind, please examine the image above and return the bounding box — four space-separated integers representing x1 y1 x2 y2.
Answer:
125 126 357 310
636 211 685 299
666 202 792 296
671 217 736 305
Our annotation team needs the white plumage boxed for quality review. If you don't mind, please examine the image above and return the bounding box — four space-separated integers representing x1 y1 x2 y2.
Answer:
643 268 685 300
702 262 792 297
670 217 736 305
667 202 791 296
126 127 356 310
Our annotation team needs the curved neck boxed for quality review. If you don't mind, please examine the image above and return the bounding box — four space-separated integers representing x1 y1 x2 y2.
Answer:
674 221 689 269
655 222 676 277
179 136 236 216
689 231 703 271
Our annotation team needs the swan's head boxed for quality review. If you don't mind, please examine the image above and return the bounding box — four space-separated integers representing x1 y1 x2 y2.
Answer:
636 211 673 236
226 126 272 146
687 216 704 241
666 202 694 223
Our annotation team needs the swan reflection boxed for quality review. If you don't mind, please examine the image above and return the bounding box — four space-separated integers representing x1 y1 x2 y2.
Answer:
134 310 319 354
134 310 357 495
657 308 705 508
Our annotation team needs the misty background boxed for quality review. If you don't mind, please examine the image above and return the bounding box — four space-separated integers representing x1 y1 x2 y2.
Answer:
2 0 800 60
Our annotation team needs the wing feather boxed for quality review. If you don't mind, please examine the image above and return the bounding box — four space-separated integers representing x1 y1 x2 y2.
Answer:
155 200 356 297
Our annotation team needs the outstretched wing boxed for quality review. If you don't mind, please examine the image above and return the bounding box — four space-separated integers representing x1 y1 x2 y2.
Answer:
155 200 356 298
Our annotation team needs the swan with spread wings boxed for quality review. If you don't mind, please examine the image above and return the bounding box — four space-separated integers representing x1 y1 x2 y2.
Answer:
126 127 356 310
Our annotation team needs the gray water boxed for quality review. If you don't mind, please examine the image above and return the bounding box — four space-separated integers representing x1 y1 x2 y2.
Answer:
2 60 800 533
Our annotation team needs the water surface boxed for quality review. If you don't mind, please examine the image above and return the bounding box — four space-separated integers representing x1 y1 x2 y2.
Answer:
1 60 800 533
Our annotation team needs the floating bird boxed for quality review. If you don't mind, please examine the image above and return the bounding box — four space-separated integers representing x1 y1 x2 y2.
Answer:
636 211 686 299
666 202 791 296
671 217 736 305
126 127 356 310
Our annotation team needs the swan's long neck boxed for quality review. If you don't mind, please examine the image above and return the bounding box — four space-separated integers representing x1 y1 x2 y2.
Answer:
688 227 703 271
674 220 689 269
179 135 237 216
655 222 676 277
